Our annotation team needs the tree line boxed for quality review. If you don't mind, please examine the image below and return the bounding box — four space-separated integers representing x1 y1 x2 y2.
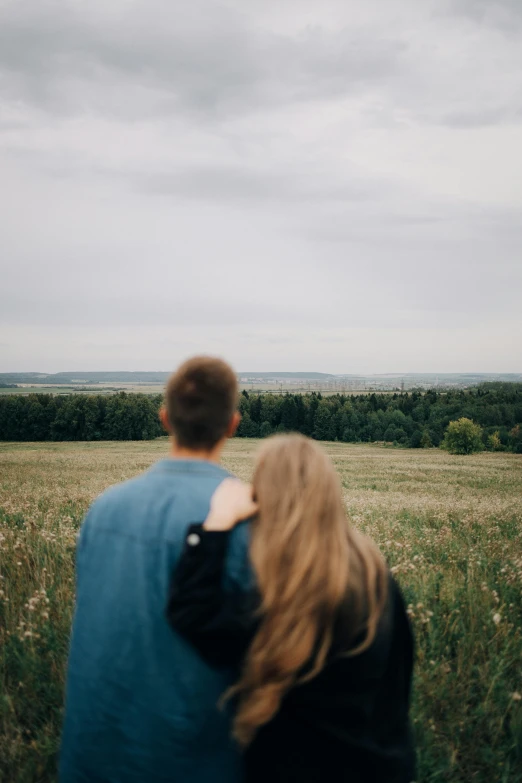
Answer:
0 384 521 452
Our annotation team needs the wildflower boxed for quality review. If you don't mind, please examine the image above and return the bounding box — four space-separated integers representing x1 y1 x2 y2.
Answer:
512 692 521 702
493 613 501 625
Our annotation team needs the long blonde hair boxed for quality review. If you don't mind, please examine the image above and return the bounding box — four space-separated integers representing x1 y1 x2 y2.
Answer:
230 434 388 747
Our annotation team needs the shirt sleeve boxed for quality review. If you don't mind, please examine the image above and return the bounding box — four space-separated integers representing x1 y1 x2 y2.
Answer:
166 523 259 669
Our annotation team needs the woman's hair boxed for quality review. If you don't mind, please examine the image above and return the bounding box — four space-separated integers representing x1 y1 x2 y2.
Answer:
230 434 388 747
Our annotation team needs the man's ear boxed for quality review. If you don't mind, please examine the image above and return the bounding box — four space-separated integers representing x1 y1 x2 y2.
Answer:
159 405 171 434
227 411 241 438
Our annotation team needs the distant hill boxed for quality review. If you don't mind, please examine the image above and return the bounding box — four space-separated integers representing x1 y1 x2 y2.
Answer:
351 373 522 384
1 371 520 387
238 372 335 379
0 370 336 384
0 372 171 384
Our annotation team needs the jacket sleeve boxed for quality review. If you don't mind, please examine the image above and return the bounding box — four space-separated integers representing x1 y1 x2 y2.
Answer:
166 524 259 669
391 578 415 707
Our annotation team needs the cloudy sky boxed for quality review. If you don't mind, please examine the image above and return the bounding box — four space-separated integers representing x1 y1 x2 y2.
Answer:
1 0 521 373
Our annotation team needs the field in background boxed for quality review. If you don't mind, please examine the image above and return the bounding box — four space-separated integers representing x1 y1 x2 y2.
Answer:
0 440 521 782
0 383 395 396
0 384 165 396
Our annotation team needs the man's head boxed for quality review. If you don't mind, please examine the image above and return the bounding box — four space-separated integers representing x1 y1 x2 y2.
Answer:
161 356 240 453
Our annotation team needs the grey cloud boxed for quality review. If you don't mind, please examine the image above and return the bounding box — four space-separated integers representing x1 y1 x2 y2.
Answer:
1 0 521 132
307 199 522 240
134 164 371 204
1 0 521 372
0 292 304 329
443 0 522 32
0 286 497 333
441 105 522 129
0 1 405 120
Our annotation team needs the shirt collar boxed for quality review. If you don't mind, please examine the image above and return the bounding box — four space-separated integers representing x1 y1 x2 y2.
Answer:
150 458 231 478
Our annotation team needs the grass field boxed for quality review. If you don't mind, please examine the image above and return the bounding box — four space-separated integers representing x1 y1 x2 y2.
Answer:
0 384 156 395
1 440 521 782
0 383 396 396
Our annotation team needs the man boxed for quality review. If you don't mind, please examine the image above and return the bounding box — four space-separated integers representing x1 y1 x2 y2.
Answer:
60 357 250 783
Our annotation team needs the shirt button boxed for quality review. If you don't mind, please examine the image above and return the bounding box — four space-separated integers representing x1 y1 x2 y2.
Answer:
187 533 201 546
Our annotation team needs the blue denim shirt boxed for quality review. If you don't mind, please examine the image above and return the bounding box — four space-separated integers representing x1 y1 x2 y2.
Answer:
60 458 251 783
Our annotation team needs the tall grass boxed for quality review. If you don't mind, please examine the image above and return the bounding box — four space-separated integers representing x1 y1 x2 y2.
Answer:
1 441 521 782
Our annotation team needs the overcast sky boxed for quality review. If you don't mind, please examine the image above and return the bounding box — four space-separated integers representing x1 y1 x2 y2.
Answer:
1 0 521 373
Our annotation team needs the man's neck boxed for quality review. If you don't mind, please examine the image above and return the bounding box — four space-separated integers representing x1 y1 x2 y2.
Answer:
169 441 224 465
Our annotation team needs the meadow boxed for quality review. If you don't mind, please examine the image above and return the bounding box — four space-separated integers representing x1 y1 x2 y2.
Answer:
0 384 390 396
0 439 521 782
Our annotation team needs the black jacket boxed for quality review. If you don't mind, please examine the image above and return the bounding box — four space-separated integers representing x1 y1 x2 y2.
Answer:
167 525 416 783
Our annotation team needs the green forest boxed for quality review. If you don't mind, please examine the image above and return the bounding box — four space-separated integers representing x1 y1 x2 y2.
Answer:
0 384 521 451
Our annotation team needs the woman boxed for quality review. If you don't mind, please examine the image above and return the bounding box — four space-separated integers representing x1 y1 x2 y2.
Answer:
167 434 415 783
